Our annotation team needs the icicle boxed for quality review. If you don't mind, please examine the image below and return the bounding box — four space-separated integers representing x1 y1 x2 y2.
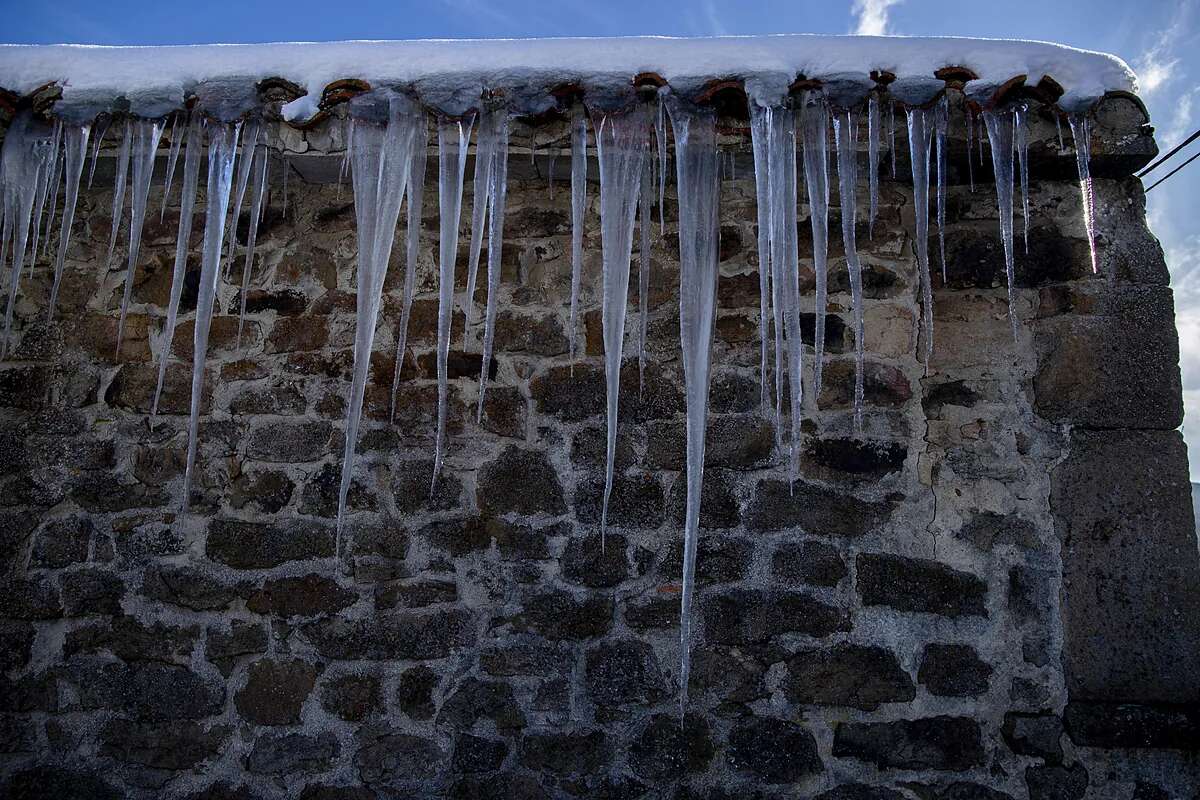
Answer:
767 104 805 482
887 100 897 178
224 120 260 284
87 117 110 189
281 153 290 219
934 95 950 282
337 94 420 557
867 94 880 239
151 114 202 420
800 93 831 398
337 118 355 201
105 120 132 269
30 121 62 265
749 100 773 417
235 137 268 350
464 109 501 336
907 107 936 361
1014 105 1030 254
637 159 652 393
593 104 650 538
115 118 165 354
42 127 65 260
664 99 719 713
983 109 1020 341
477 111 510 420
0 112 53 357
432 114 474 486
182 121 241 506
48 123 91 319
656 97 668 234
568 112 587 370
390 131 429 422
160 114 184 221
1056 116 1065 152
965 109 976 192
1068 114 1099 274
834 110 866 433
548 150 557 195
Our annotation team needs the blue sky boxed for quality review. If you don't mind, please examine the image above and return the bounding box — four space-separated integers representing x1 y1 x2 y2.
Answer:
6 0 1199 478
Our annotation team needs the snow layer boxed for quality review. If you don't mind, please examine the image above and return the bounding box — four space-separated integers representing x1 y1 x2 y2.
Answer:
0 35 1137 122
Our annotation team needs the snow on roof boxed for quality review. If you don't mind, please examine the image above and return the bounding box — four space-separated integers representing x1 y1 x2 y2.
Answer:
0 35 1137 122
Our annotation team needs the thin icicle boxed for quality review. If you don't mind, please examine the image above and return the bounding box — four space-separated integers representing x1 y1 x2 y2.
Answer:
477 111 510 420
464 109 502 336
87 117 110 189
593 104 650 539
568 111 587 369
281 153 290 219
182 121 241 507
1056 116 1065 151
336 93 420 557
965 109 976 192
337 118 355 201
934 94 950 282
867 94 880 239
1068 114 1098 274
235 139 268 350
30 121 62 265
115 118 165 354
907 107 936 361
432 114 474 487
1014 105 1030 253
151 114 202 420
390 130 429 422
105 120 132 269
160 114 184 221
637 159 652 393
887 100 897 178
224 120 260 284
749 100 773 416
984 109 1020 341
42 127 65 260
1 112 53 357
800 93 831 398
665 99 719 713
48 123 91 319
834 110 866 433
656 97 668 234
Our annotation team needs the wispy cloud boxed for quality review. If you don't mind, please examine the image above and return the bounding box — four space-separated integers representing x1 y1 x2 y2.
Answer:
1134 1 1192 95
850 0 903 36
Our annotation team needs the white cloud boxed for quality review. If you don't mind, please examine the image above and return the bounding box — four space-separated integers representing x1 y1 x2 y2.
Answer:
1134 1 1192 95
850 0 903 36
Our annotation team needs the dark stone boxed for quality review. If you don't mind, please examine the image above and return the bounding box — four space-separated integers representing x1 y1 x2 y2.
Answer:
355 733 443 789
665 468 743 529
703 589 849 645
229 382 307 415
726 716 822 783
0 622 35 672
320 673 381 721
929 784 1015 800
246 420 336 462
476 445 566 516
802 438 907 481
784 644 916 710
628 714 714 781
1002 712 1064 763
1063 701 1200 750
299 461 377 517
392 459 463 513
439 677 527 731
1050 429 1200 703
771 540 848 587
746 478 890 537
0 715 35 754
100 718 229 770
207 519 335 568
832 716 985 771
814 786 907 800
64 616 198 664
228 469 295 513
451 733 509 774
918 644 993 697
856 553 987 617
396 665 439 720
519 729 610 776
304 609 475 660
625 595 681 631
818 359 913 409
1 577 63 619
0 767 122 800
246 573 356 618
661 536 753 585
206 621 268 676
235 658 322 725
71 661 224 721
141 563 245 611
575 471 667 529
31 515 92 567
562 533 629 588
420 516 556 560
246 731 339 775
449 773 547 800
480 639 571 677
60 569 126 616
923 379 980 418
375 579 458 610
514 590 613 640
585 639 668 707
1025 763 1088 800
297 787 378 800
955 511 1039 551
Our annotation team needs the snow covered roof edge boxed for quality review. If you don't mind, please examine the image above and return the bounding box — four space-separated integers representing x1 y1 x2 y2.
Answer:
0 35 1137 123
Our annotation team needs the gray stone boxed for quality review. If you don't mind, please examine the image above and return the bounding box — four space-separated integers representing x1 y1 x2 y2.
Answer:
100 719 229 770
450 733 509 774
1025 763 1088 800
355 733 443 788
747 478 890 536
726 716 822 783
584 639 668 707
303 609 475 660
856 553 987 618
1002 712 1064 763
519 729 610 776
772 540 848 587
439 677 527 731
955 511 1039 551
918 644 993 697
246 731 339 775
832 716 985 771
627 713 714 781
703 589 850 645
785 644 916 710
1063 701 1200 750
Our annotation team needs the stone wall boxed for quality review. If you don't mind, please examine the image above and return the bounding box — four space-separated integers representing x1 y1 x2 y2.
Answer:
1 105 1198 799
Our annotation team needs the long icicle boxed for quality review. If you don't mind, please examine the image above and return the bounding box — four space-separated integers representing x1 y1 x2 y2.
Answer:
337 93 419 558
594 104 650 540
984 109 1020 341
105 120 132 270
160 114 184 222
477 111 510 419
1 112 52 358
907 107 936 362
867 94 880 239
235 134 268 350
800 93 831 399
87 116 110 189
749 99 773 417
464 109 500 336
656 96 668 234
29 121 62 267
665 98 719 713
48 123 91 319
637 158 652 393
224 120 260 285
567 111 587 371
934 94 950 282
151 113 202 420
182 121 241 506
1014 105 1031 254
115 118 165 354
41 123 65 260
390 123 429 422
432 114 474 487
834 109 866 433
